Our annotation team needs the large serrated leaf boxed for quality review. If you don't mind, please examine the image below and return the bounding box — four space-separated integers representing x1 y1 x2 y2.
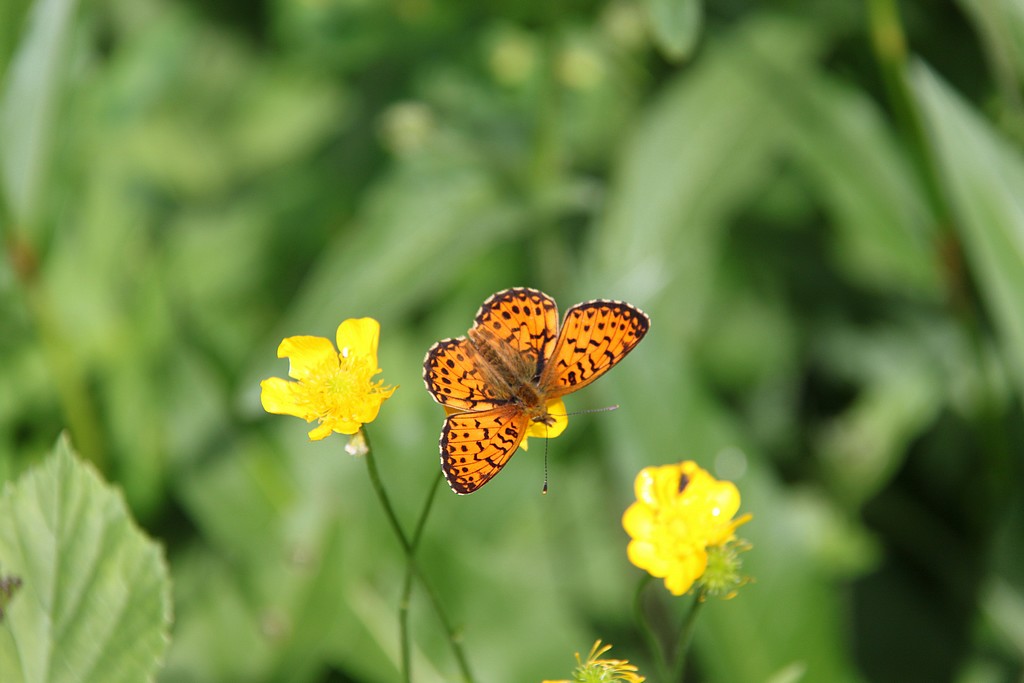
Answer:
0 435 171 683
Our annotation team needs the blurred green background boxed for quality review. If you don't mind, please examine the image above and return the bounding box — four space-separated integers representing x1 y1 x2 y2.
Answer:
2 0 1023 681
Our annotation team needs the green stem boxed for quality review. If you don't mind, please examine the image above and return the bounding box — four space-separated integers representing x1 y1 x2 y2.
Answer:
671 588 706 683
360 429 475 683
399 472 444 682
634 576 671 682
1 197 106 470
866 0 954 231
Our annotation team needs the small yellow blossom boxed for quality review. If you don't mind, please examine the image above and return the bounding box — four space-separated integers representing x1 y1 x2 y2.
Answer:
521 397 568 451
260 318 396 440
623 461 751 596
543 640 645 683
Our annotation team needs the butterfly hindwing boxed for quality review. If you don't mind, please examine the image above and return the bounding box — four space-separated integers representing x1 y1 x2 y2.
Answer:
441 407 529 494
542 300 650 397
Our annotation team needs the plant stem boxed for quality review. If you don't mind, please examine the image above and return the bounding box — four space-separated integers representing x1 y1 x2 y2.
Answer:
1 198 106 470
360 429 475 683
399 472 444 682
671 588 706 683
864 0 947 218
634 577 671 682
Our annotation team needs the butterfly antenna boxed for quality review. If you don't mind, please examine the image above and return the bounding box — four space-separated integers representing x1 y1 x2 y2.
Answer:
539 406 620 494
550 404 620 418
542 425 550 494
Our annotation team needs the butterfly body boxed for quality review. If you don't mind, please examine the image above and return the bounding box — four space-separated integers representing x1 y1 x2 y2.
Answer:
466 325 547 409
424 287 650 494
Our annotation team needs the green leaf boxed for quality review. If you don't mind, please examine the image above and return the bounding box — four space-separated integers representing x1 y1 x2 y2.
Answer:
771 69 940 296
589 15 824 340
0 0 32 78
646 0 703 62
911 62 1024 400
0 434 171 683
0 0 80 227
959 0 1024 124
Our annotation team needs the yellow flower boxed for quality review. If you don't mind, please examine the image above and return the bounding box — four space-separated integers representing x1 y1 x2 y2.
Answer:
260 318 396 440
521 397 568 451
622 461 751 596
543 640 645 683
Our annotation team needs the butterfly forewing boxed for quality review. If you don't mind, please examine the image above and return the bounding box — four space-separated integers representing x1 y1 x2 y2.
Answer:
441 407 529 494
423 337 506 411
541 300 650 397
472 288 559 380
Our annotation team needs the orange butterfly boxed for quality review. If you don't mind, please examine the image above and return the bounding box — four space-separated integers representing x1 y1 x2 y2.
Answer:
423 288 650 494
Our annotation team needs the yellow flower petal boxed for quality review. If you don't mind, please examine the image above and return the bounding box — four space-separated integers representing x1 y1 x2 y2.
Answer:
336 317 380 365
260 377 313 419
621 501 654 538
652 462 687 504
707 480 741 520
633 466 659 506
626 539 659 572
665 563 700 596
308 422 335 441
278 335 338 380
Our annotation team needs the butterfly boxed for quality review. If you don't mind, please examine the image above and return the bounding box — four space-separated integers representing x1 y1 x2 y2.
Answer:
423 287 650 494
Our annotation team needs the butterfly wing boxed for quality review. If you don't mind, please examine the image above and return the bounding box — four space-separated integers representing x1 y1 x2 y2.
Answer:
541 299 650 397
441 406 530 494
423 337 506 411
469 288 559 382
424 288 560 411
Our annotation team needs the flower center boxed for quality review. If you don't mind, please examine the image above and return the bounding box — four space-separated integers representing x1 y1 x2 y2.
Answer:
303 353 390 424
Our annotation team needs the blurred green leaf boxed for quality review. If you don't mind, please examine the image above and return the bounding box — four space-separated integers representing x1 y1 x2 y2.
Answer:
959 0 1024 137
590 16 823 337
912 62 1024 401
813 323 945 506
0 0 32 79
0 434 171 683
765 661 809 683
646 0 703 62
0 0 79 226
771 68 941 296
981 579 1024 664
167 433 404 683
